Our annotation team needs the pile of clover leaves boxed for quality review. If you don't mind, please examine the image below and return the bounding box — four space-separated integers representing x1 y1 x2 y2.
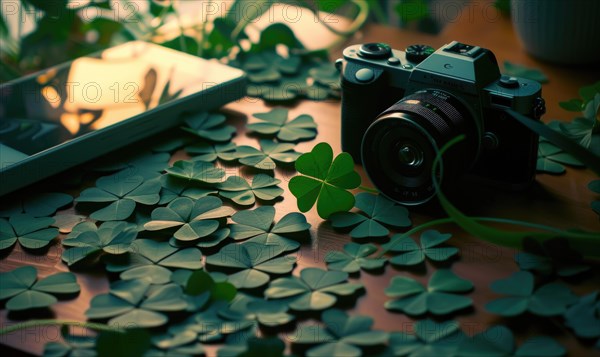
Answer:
1 2 600 357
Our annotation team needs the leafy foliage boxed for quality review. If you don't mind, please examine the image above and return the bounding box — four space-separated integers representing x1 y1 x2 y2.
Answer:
384 269 473 315
146 330 205 357
96 329 151 357
382 319 465 357
165 160 226 184
218 174 284 206
563 291 600 341
43 328 96 357
329 193 411 238
184 270 238 303
235 140 301 170
228 206 310 252
265 267 363 311
158 175 217 205
105 239 203 285
289 142 361 219
86 279 187 328
515 238 590 277
537 142 584 174
182 112 236 142
222 292 295 327
386 230 458 266
590 180 600 217
76 174 161 221
247 108 317 141
90 151 171 179
485 271 577 316
218 336 286 357
324 242 387 273
0 214 58 250
186 142 238 163
0 266 80 311
207 242 296 289
61 221 137 266
144 197 233 243
504 61 548 83
0 192 72 218
51 214 86 234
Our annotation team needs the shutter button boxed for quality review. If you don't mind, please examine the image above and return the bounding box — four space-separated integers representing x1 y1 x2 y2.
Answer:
355 68 374 82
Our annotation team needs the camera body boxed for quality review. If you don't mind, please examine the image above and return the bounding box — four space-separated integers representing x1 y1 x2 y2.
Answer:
339 41 545 205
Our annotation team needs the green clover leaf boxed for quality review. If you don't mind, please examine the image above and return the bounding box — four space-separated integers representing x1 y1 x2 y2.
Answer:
386 230 458 266
218 336 286 357
485 271 578 316
303 309 389 357
158 175 218 205
0 266 80 311
0 192 72 218
43 329 96 357
537 142 584 174
515 238 590 277
458 325 566 357
76 174 161 221
104 239 203 285
228 206 310 252
384 269 473 315
61 221 137 266
147 331 205 357
247 108 317 142
218 174 283 206
86 279 187 328
289 142 361 219
564 291 600 341
221 292 294 327
324 242 387 273
381 319 465 357
265 267 363 311
51 214 86 234
235 140 301 170
144 197 234 243
590 179 600 216
207 241 296 289
90 151 171 179
0 214 58 250
181 112 236 142
504 61 548 83
329 193 411 239
186 141 238 162
165 160 226 184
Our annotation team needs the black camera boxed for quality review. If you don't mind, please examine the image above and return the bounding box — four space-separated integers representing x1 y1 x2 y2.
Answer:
339 41 546 205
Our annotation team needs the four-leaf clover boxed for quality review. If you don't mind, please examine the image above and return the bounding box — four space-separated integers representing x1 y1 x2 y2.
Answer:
144 197 234 242
0 214 58 250
265 267 363 311
247 108 317 141
384 269 473 315
324 243 387 273
0 266 80 311
485 271 578 316
329 193 411 238
76 174 161 221
386 230 458 265
289 142 361 219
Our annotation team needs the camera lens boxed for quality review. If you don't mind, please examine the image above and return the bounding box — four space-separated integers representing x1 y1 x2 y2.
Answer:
361 90 480 205
359 43 392 59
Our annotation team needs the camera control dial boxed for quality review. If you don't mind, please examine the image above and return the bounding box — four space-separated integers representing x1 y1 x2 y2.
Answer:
405 44 435 63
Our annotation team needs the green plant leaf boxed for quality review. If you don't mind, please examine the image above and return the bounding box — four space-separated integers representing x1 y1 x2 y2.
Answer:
265 267 363 311
218 174 283 205
182 112 236 142
0 214 58 250
51 214 86 234
386 230 458 266
324 242 386 273
0 266 80 311
223 292 294 327
257 23 302 51
62 221 137 266
207 241 296 289
76 174 161 221
86 279 187 328
235 140 301 170
590 180 600 217
247 108 317 142
96 329 151 357
504 61 548 83
559 98 584 112
185 270 238 303
382 319 465 357
485 271 577 316
144 197 233 243
158 175 218 205
218 336 285 357
515 238 590 277
186 141 238 162
395 0 430 22
228 206 309 252
0 192 72 218
165 160 226 184
536 142 584 174
43 328 96 357
563 291 600 340
384 269 473 315
105 239 203 285
289 142 361 219
90 151 170 179
329 193 411 238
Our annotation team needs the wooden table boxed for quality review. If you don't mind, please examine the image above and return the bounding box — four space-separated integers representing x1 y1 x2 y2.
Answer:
1 1 599 356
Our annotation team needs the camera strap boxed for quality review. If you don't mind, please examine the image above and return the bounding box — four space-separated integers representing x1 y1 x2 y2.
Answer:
505 108 600 176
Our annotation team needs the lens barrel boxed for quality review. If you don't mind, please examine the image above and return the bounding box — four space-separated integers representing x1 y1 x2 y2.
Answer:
361 90 480 205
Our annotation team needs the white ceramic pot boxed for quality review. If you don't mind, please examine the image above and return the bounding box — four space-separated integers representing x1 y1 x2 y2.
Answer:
511 0 600 65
